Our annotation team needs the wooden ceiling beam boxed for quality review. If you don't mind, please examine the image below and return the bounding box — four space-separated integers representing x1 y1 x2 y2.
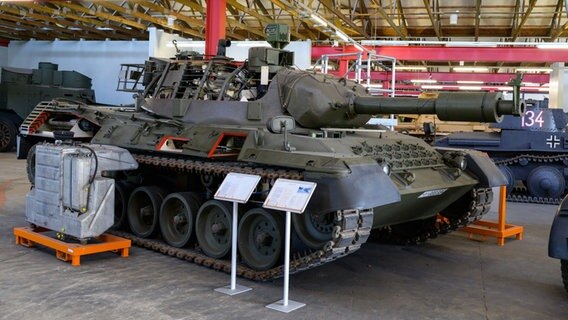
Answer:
174 0 205 14
549 0 564 39
0 24 50 40
14 2 132 40
0 4 99 39
269 0 332 40
136 1 204 30
0 20 57 40
358 0 371 36
422 0 442 39
56 2 147 31
31 1 140 38
370 0 408 39
0 12 77 39
474 0 481 41
253 0 271 17
96 1 208 39
511 0 537 40
395 0 409 38
53 2 145 38
226 0 305 39
319 0 369 37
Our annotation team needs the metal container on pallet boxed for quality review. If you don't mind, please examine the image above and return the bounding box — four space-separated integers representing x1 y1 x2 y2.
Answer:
26 143 138 239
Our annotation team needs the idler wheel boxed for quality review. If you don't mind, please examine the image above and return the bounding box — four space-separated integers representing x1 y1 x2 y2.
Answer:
112 181 134 230
159 192 201 248
292 211 335 249
498 165 515 195
127 186 167 238
195 200 232 258
527 166 566 198
238 208 284 271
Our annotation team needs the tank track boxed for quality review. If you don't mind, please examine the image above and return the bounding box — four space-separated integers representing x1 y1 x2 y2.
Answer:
373 187 493 245
494 154 568 205
110 154 374 281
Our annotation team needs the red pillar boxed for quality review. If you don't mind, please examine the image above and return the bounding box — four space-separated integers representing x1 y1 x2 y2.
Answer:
205 0 226 56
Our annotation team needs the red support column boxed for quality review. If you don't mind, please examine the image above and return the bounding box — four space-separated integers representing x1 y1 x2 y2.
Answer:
205 0 226 57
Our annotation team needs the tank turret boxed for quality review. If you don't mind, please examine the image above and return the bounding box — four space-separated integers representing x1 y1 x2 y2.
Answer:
274 68 524 129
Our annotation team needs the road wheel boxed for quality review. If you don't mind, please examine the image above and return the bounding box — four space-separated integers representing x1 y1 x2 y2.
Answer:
0 118 16 152
527 166 565 199
195 200 232 259
127 186 167 238
159 192 201 248
238 208 284 271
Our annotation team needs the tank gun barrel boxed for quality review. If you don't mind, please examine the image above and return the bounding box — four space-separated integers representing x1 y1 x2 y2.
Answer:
352 92 523 123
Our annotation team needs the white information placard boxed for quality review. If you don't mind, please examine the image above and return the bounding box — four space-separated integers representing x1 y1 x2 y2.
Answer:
263 179 317 214
214 173 261 203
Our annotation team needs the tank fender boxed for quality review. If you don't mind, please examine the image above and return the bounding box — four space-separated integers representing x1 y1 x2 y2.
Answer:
435 147 507 187
304 162 400 213
549 195 568 260
0 110 23 126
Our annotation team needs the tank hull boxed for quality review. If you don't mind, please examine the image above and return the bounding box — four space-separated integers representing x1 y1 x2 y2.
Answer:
17 46 516 277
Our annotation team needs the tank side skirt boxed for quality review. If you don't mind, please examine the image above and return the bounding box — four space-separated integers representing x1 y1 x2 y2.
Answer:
111 153 374 281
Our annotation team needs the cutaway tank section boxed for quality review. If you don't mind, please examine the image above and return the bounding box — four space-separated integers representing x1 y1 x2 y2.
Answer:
20 24 523 279
0 62 95 152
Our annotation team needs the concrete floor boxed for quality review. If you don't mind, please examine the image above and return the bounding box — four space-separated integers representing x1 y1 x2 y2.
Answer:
0 151 567 320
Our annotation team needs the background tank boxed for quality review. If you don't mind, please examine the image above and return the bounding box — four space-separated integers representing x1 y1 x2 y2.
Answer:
20 25 522 279
435 99 568 204
0 62 95 152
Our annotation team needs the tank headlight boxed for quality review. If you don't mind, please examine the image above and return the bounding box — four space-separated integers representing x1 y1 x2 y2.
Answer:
456 156 467 171
443 153 467 171
381 162 391 176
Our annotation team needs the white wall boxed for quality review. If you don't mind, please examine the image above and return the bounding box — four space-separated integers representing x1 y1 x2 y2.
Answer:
5 40 149 105
148 28 312 70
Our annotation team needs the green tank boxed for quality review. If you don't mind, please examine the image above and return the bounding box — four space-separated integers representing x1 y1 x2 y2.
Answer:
20 25 523 280
0 62 95 152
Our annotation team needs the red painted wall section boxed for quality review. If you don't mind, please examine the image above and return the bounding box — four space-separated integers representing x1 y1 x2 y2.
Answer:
312 46 568 63
0 39 9 47
205 0 227 56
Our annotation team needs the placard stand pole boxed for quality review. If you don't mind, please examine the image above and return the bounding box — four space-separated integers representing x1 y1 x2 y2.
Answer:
214 202 251 296
266 211 305 312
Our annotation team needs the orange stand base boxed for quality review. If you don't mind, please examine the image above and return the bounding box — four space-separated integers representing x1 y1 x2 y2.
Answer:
13 226 131 266
461 186 524 246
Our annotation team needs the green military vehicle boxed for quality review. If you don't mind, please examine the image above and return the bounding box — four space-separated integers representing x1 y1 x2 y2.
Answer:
21 25 523 280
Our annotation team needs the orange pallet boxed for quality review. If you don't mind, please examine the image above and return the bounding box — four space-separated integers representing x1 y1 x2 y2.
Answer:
14 227 131 266
461 185 524 246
